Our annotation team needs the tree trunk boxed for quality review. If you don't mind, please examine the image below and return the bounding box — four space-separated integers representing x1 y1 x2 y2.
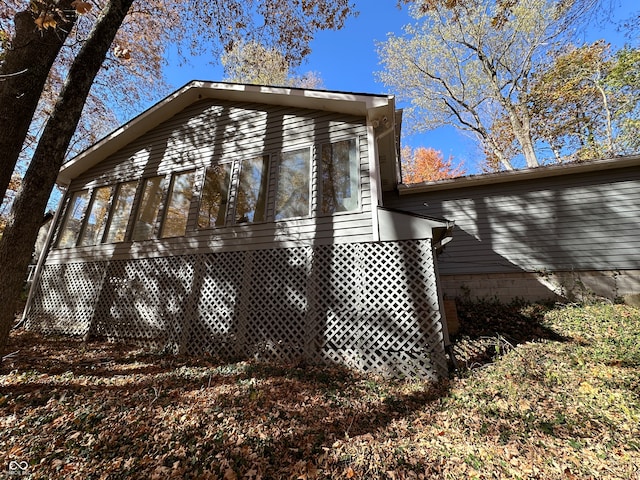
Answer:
0 0 135 356
0 3 76 203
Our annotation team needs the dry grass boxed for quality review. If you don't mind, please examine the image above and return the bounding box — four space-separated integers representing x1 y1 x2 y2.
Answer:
1 302 639 479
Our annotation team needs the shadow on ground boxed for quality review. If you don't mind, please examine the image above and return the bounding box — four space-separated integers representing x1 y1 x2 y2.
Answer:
450 299 568 369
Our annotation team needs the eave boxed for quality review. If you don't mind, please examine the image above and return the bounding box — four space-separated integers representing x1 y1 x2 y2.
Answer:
398 155 640 195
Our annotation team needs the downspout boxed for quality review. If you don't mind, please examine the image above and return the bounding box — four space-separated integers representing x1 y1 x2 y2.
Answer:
431 238 458 372
19 187 68 326
431 220 457 372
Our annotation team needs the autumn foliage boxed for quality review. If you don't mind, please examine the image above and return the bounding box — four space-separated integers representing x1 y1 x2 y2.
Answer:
1 302 639 478
401 146 466 184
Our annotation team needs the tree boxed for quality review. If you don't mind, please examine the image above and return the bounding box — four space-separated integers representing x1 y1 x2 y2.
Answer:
602 46 640 154
0 0 78 205
401 146 466 183
528 41 640 162
0 0 356 355
377 0 601 170
0 172 20 235
221 41 324 88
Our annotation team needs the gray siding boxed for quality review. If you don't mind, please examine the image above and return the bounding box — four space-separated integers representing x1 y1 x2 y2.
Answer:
47 100 373 264
385 165 640 275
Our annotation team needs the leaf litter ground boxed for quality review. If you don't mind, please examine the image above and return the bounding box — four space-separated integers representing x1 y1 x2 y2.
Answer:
1 302 639 479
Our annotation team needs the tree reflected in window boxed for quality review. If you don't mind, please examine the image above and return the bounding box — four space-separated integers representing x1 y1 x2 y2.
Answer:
321 139 358 214
79 186 112 246
105 181 137 243
132 176 165 241
198 164 232 228
57 190 90 248
162 170 196 238
275 148 310 220
236 156 269 223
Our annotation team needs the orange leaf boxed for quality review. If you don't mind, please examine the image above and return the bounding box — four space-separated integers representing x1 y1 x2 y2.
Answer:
71 0 92 14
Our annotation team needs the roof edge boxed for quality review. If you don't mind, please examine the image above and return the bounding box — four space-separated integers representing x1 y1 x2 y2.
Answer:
398 155 640 195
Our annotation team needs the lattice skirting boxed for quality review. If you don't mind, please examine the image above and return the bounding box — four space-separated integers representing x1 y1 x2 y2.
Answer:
26 240 448 379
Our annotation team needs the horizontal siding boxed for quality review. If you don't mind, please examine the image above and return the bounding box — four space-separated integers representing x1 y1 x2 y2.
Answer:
45 217 375 264
385 166 640 274
51 100 374 262
72 101 367 187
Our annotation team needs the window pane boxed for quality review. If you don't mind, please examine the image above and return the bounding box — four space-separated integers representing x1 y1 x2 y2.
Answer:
131 176 165 241
321 139 358 214
275 148 310 221
161 170 196 238
198 164 231 229
105 181 137 243
57 190 90 248
236 156 269 223
78 186 112 246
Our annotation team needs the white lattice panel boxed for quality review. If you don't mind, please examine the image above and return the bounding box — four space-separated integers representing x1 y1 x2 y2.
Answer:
26 240 447 379
188 251 246 358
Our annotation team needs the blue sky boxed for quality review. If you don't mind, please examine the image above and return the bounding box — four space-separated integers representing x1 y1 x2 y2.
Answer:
164 0 638 174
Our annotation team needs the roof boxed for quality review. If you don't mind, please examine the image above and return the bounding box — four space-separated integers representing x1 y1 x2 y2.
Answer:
58 81 396 186
397 155 640 195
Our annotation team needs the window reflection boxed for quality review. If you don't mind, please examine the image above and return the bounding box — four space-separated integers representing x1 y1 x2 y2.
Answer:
79 186 112 246
198 164 232 228
236 156 269 223
57 190 90 248
275 148 310 221
131 176 165 241
321 139 358 214
105 181 137 243
162 171 196 238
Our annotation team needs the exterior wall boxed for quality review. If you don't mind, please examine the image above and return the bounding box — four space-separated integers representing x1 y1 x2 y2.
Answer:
26 96 451 378
385 161 640 302
47 99 374 265
27 240 448 379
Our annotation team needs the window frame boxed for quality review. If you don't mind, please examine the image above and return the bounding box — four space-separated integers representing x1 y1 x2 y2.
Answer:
319 137 360 216
274 146 312 222
56 189 91 248
197 162 233 230
78 185 114 247
233 154 271 225
103 180 139 244
160 169 197 238
130 175 167 242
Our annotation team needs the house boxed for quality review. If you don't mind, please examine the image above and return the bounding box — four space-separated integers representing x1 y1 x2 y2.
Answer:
24 81 454 379
385 155 640 303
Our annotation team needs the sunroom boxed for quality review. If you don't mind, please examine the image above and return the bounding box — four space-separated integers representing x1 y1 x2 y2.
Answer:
25 82 453 379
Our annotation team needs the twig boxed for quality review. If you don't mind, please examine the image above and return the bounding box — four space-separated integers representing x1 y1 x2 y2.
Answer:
0 68 28 79
2 350 20 362
345 414 357 438
150 386 161 405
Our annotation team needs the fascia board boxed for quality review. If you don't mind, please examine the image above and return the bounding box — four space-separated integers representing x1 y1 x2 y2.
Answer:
398 154 640 195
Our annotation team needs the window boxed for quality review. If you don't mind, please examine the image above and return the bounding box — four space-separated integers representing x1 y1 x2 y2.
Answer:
275 148 310 221
161 170 196 238
57 190 90 247
131 176 165 241
321 139 358 214
104 181 137 243
198 164 232 229
79 186 112 246
236 156 270 223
